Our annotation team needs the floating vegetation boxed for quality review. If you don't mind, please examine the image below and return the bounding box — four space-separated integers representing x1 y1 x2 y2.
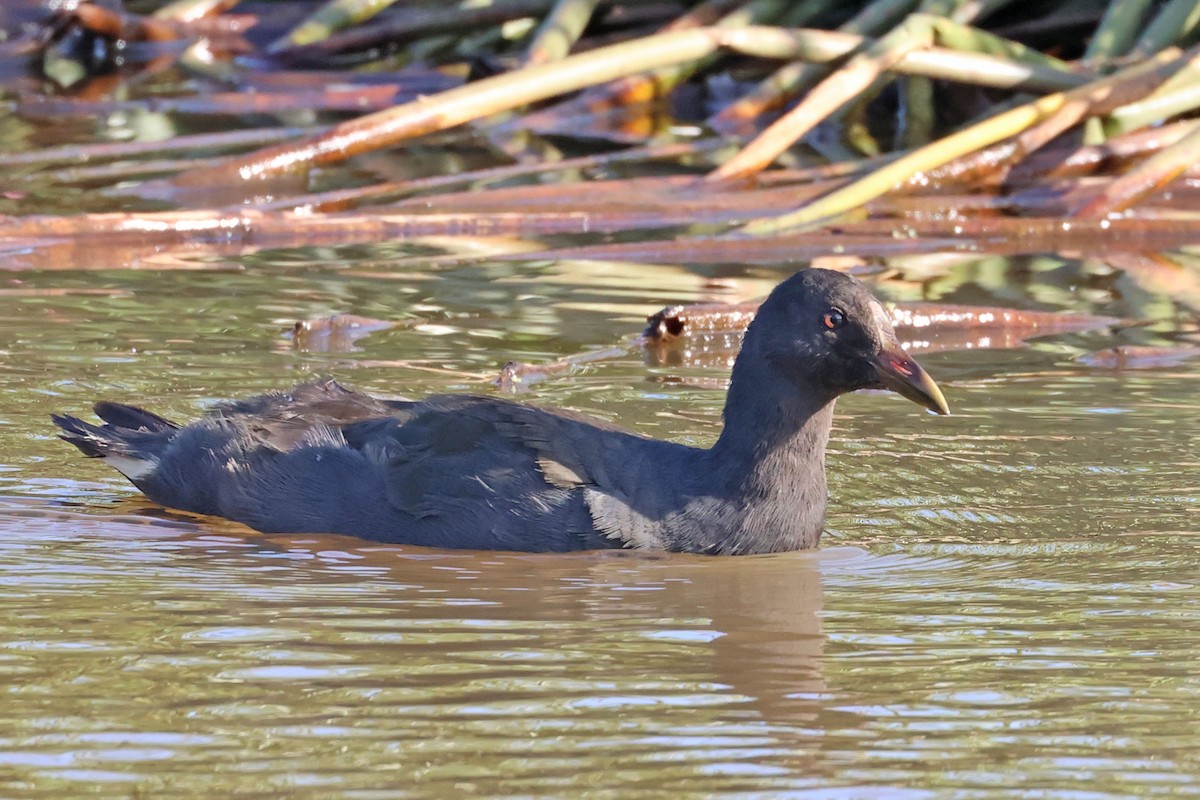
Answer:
3 0 1200 312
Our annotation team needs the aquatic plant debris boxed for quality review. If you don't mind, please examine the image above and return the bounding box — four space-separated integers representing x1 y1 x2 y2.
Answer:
3 0 1200 306
494 298 1123 391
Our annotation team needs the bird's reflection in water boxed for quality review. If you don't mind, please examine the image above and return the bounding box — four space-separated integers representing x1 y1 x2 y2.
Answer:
251 536 834 772
4 496 837 782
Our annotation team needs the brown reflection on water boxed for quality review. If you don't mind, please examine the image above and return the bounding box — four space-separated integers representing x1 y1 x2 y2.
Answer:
0 496 832 794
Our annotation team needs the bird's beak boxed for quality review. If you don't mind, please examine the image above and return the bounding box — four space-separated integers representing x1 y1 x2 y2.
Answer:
872 345 950 415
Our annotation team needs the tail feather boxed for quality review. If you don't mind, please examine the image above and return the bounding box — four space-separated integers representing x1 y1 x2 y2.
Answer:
93 402 178 432
52 410 171 484
52 414 120 459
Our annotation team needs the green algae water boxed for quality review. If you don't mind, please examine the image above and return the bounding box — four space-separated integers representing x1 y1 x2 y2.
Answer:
1 251 1198 797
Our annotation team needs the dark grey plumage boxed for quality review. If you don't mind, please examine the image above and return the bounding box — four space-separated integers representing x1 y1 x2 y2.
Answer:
53 269 948 554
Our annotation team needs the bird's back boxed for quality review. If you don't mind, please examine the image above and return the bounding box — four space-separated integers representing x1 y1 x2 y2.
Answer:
55 380 694 551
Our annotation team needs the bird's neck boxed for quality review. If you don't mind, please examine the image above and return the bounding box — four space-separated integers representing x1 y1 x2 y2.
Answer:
702 359 837 553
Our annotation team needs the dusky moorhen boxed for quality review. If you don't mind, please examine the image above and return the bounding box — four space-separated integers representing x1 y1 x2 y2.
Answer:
53 269 948 554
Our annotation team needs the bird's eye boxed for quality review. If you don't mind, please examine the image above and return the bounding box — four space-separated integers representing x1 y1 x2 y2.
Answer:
822 309 846 330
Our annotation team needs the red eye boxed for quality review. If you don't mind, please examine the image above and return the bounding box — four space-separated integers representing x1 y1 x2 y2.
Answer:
823 309 846 330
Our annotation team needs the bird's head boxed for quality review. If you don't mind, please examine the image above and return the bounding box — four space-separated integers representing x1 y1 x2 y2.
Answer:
747 268 949 415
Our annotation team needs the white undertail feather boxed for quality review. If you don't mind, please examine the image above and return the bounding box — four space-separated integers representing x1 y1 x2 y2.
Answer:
102 454 158 483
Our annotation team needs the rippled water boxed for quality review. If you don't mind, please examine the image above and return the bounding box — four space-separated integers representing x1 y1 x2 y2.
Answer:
2 253 1199 797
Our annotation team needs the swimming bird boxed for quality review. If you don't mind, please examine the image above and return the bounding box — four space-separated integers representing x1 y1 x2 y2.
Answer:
53 269 948 554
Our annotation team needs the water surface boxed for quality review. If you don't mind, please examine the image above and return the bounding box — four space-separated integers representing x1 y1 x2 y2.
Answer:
2 252 1198 797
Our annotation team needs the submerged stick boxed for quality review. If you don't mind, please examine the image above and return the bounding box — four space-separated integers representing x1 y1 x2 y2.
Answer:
258 139 724 212
499 298 1121 391
0 127 313 168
